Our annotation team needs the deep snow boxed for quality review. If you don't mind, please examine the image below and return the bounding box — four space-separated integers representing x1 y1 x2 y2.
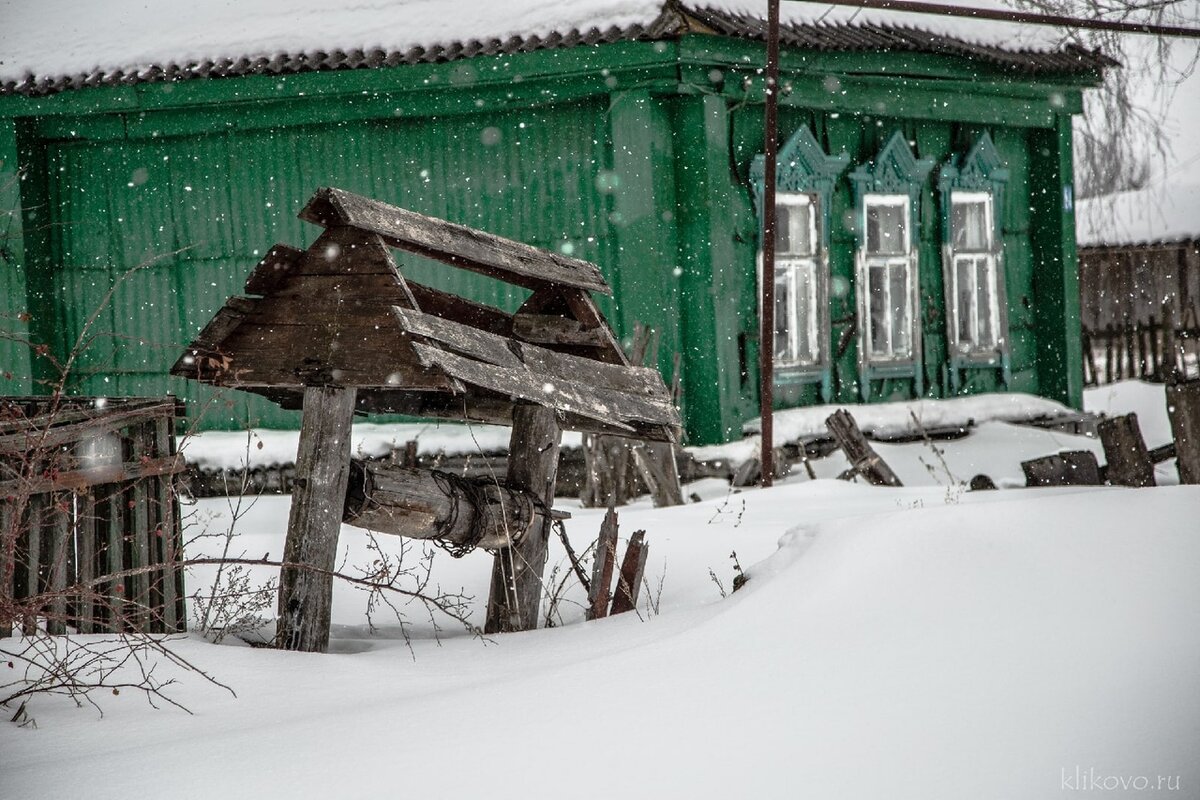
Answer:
2 382 1197 799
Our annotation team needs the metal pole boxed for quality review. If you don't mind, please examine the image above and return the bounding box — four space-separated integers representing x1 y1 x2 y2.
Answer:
760 0 780 488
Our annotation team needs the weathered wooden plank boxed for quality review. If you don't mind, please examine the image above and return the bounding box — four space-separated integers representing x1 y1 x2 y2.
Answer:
76 490 97 634
610 530 648 616
0 397 168 437
512 313 609 348
485 405 562 633
395 307 667 400
128 426 153 631
22 495 43 633
103 486 126 633
631 442 684 508
45 493 70 635
1166 379 1200 484
0 499 13 637
412 344 678 439
299 187 611 295
406 280 514 337
0 454 185 496
1021 450 1103 487
1098 413 1155 487
276 386 357 653
153 414 182 632
244 243 304 295
0 402 177 456
343 460 557 552
560 289 630 366
586 506 619 621
825 410 903 487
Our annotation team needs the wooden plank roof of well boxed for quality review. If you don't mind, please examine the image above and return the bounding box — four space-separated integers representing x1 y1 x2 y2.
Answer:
0 0 1114 97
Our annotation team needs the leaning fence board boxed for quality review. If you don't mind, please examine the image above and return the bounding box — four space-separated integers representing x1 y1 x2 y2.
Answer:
76 491 97 634
46 494 70 635
1166 379 1200 484
586 507 620 622
825 410 903 487
610 530 648 617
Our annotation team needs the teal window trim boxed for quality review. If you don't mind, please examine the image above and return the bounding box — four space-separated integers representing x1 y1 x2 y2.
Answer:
849 130 935 400
938 131 1012 392
750 125 849 402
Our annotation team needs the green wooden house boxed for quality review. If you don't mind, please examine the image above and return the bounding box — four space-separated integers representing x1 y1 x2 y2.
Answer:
0 1 1110 443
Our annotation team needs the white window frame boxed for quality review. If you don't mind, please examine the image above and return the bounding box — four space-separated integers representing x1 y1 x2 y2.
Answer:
758 192 823 369
858 193 917 363
946 190 1002 356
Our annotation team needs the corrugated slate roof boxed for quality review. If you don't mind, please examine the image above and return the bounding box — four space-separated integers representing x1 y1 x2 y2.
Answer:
0 1 1112 98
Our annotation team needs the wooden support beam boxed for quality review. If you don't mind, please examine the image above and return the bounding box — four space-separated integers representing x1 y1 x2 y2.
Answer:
276 386 357 652
1166 379 1200 484
485 405 561 634
1098 413 1156 487
587 506 619 622
1021 450 1102 487
343 460 562 552
610 530 648 617
825 410 903 487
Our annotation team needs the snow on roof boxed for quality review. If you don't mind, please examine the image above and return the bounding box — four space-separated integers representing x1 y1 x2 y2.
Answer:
1076 180 1200 248
0 0 1110 97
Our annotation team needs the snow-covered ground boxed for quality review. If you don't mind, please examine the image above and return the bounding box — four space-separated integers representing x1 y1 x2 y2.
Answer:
2 381 1197 799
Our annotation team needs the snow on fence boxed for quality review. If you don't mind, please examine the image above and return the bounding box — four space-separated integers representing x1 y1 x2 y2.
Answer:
0 397 187 637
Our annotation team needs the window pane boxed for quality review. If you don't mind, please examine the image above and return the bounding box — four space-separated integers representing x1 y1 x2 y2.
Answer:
867 200 906 256
795 265 812 361
976 258 993 345
775 200 814 256
774 271 791 361
868 264 888 355
952 197 990 251
889 264 910 355
956 258 974 345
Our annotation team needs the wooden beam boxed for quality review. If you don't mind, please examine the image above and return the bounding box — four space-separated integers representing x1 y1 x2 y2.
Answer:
485 405 561 633
276 386 357 653
825 410 903 487
1098 413 1155 487
299 187 611 295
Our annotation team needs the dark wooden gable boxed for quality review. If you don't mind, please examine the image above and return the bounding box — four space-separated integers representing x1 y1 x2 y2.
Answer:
172 187 680 442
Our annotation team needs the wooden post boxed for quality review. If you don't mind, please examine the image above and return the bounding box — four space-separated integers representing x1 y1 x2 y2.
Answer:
1098 413 1156 487
1166 378 1200 484
825 410 903 487
276 386 357 653
610 530 648 616
485 404 561 634
586 506 619 621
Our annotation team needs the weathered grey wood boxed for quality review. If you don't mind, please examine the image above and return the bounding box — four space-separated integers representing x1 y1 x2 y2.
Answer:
153 414 180 632
1166 379 1200 484
276 386 358 652
244 243 304 295
560 289 630 366
22 495 43 634
299 187 611 295
579 435 638 509
343 460 555 552
1148 442 1177 463
103 486 125 632
127 426 153 630
512 313 609 348
406 279 514 338
610 530 648 616
395 307 670 400
586 506 619 621
76 491 96 634
1021 450 1103 487
485 405 561 634
45 493 70 635
168 296 259 375
630 443 684 507
1098 413 1156 487
0 498 12 637
825 410 903 487
411 344 677 440
0 453 185 497
0 402 178 456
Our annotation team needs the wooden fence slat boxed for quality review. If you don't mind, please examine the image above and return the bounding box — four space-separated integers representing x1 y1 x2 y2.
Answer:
128 425 152 631
104 486 126 633
0 499 12 637
610 530 648 616
1098 413 1156 487
153 415 181 632
46 493 70 635
1166 379 1200 484
586 507 619 622
76 491 97 634
23 495 43 633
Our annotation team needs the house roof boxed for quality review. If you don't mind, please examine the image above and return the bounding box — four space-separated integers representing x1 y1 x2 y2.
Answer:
0 0 1113 98
1077 179 1200 248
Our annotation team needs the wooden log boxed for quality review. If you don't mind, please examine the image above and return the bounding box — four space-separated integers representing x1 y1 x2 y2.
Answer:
825 410 903 487
1021 450 1103 486
1166 378 1200 484
587 506 619 621
276 386 357 653
610 530 648 616
1098 413 1156 487
343 460 558 552
485 405 562 633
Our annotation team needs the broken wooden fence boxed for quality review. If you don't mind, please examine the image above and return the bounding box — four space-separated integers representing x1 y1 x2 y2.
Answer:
172 187 681 651
0 397 186 637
